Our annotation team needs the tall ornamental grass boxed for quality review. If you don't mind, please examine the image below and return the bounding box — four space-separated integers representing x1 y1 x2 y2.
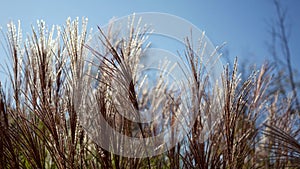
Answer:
0 17 299 168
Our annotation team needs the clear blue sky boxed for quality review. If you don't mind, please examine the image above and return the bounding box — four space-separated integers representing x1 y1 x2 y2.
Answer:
0 0 299 79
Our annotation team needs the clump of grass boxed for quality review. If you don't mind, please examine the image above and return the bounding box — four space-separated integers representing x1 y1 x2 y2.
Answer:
0 16 299 169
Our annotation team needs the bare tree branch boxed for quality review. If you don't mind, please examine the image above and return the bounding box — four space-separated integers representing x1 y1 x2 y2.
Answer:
272 0 300 111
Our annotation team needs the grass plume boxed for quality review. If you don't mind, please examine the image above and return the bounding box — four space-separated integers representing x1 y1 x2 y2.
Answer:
0 16 299 168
